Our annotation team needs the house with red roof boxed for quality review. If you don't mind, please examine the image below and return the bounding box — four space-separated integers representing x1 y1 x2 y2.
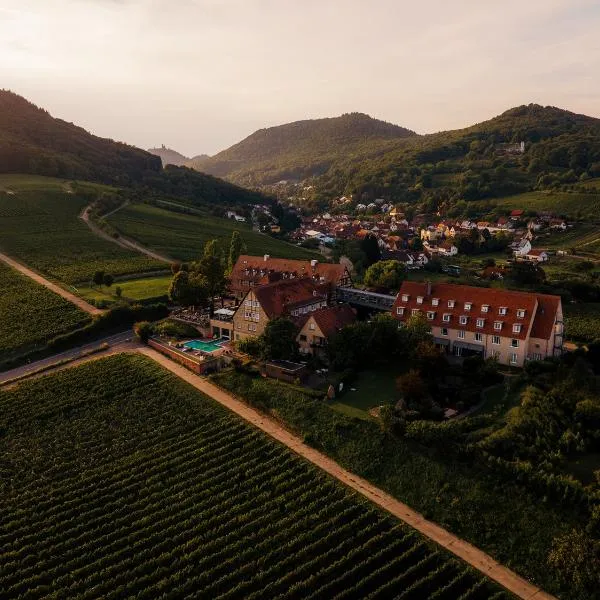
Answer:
524 249 549 263
392 281 563 367
297 305 356 357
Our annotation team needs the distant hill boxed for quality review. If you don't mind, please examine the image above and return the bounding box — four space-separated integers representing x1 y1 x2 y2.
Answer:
147 145 191 167
188 112 416 185
0 90 161 184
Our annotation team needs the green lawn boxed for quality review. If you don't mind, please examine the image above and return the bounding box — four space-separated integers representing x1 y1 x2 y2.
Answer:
0 183 164 284
107 203 321 262
76 274 172 304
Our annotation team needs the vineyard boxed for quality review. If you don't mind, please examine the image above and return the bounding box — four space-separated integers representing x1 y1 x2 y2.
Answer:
564 302 600 343
0 262 90 360
0 354 508 599
107 202 320 262
0 188 164 284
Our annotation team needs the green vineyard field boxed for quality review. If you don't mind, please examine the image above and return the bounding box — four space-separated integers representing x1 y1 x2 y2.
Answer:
107 202 320 262
0 354 508 599
0 262 90 361
0 188 164 284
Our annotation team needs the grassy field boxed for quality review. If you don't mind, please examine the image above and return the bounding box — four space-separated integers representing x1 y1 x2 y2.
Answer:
107 202 321 262
0 354 507 599
75 274 172 304
0 262 91 361
0 185 164 284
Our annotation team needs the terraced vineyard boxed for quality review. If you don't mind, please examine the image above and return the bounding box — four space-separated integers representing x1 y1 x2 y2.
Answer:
107 202 320 262
0 187 164 284
0 354 508 599
0 262 90 361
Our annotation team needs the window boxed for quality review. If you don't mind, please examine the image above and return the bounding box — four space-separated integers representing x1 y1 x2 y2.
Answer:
494 321 502 330
464 302 472 311
511 339 519 348
531 352 542 361
513 324 522 333
443 313 451 322
499 307 507 316
309 322 315 330
492 335 501 345
517 309 525 318
510 353 518 364
448 300 455 308
459 315 468 325
432 298 439 306
417 296 424 304
427 311 435 320
245 299 252 307
441 328 448 336
476 318 484 328
411 308 420 316
299 334 307 341
401 294 409 302
458 330 465 339
396 307 405 316
475 332 483 342
481 304 489 313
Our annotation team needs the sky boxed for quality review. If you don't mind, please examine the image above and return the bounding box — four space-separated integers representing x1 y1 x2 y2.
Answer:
1 0 599 156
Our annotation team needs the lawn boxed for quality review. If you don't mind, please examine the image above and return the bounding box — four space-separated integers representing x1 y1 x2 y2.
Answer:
76 274 172 304
0 186 164 284
0 262 91 362
107 202 321 262
0 353 506 599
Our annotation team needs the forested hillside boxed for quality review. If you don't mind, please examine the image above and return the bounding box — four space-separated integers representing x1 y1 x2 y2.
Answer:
189 112 416 185
0 90 161 184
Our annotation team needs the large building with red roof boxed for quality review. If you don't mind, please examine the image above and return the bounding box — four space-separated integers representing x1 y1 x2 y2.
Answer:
296 305 357 357
392 281 563 367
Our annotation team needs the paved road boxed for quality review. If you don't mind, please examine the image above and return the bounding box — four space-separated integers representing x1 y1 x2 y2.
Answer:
0 251 102 315
138 346 557 600
0 331 136 384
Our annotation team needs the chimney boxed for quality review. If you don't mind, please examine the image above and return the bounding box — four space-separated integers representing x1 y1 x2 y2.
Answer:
264 254 270 262
426 280 432 296
310 259 318 269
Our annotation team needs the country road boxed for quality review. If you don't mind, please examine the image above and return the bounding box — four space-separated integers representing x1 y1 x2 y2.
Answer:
0 251 102 315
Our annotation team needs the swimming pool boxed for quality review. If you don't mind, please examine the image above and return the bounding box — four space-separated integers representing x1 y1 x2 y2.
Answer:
183 339 226 353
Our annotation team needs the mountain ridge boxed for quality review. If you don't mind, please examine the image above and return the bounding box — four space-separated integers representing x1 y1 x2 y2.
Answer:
147 145 191 167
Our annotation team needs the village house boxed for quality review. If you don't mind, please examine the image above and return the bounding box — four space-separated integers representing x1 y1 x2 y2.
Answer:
549 218 567 230
230 255 352 300
297 304 356 357
510 209 525 221
232 278 330 342
512 238 532 257
392 281 563 367
524 249 549 263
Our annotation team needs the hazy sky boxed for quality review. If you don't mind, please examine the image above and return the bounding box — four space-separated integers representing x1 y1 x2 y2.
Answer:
1 0 599 156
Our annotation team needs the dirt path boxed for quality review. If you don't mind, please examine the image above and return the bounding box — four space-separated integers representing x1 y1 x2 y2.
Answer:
137 346 556 600
79 204 172 263
0 252 102 315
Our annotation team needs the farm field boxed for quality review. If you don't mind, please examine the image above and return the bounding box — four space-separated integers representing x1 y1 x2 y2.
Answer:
0 187 164 284
563 303 600 343
75 274 171 305
0 262 91 361
0 354 508 600
107 202 321 262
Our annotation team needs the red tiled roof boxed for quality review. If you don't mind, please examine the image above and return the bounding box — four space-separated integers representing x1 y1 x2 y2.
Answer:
299 304 357 338
510 210 524 217
253 278 329 319
392 281 560 342
526 249 547 256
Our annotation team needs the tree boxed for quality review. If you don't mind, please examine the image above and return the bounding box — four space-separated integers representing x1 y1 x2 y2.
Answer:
115 286 123 298
228 231 244 273
408 237 423 251
134 321 153 343
261 318 299 361
364 260 406 291
360 233 381 267
168 270 209 306
510 262 546 285
169 271 190 304
103 273 114 288
92 270 104 287
195 240 226 309
396 369 428 404
171 262 181 274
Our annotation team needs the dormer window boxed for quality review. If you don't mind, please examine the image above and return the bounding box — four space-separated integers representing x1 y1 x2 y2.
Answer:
448 300 455 308
396 307 405 316
459 315 468 325
481 305 489 313
516 309 525 318
464 302 472 311
401 294 409 302
476 318 485 328
427 311 435 320
499 307 507 316
494 321 503 330
432 298 439 307
443 313 451 322
417 296 424 304
513 324 522 333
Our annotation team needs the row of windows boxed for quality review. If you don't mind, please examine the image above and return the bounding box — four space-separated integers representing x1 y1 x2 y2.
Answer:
244 311 260 321
399 307 523 333
402 294 526 318
439 328 520 347
245 299 259 308
290 301 326 317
